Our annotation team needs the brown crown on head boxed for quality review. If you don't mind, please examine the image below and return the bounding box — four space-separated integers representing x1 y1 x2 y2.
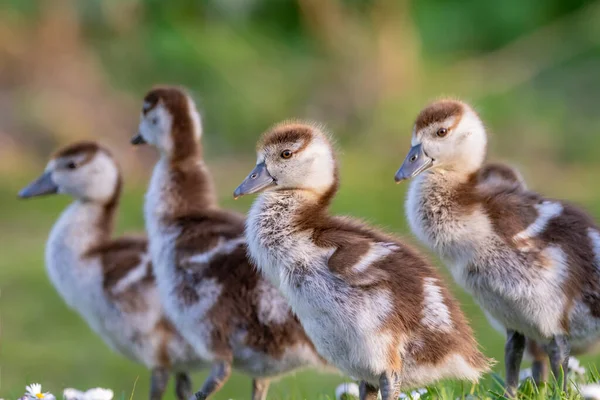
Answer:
143 86 194 123
257 121 319 152
143 86 201 158
53 141 100 159
414 99 467 132
51 141 114 168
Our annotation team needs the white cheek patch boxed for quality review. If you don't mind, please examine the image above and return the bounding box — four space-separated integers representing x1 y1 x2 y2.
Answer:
513 201 563 250
299 139 336 191
155 106 174 152
138 113 154 142
81 152 120 201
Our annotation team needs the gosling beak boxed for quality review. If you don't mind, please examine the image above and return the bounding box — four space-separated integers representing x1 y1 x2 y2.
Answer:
131 133 147 145
18 171 58 198
233 162 276 199
394 143 433 182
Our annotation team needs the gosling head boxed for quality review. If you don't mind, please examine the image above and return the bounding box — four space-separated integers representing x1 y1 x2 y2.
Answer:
131 86 202 159
19 141 121 204
395 99 487 182
233 121 338 199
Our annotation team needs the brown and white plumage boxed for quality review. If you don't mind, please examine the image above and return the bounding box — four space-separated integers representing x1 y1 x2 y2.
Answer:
134 87 326 400
18 142 202 400
235 122 491 400
396 99 600 395
477 163 555 383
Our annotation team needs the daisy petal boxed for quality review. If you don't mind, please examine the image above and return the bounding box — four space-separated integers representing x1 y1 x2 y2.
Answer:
63 388 85 400
26 383 42 396
83 388 114 400
580 383 600 400
335 382 360 400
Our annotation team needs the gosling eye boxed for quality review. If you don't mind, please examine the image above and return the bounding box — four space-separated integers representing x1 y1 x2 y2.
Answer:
436 128 448 138
66 161 77 170
281 150 293 159
151 117 159 125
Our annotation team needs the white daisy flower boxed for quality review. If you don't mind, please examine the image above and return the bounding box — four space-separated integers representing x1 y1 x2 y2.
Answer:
399 388 427 399
63 388 85 400
335 382 427 400
82 388 113 400
568 356 586 376
580 383 600 400
519 367 533 382
63 388 113 400
335 382 360 400
518 356 585 385
25 383 55 400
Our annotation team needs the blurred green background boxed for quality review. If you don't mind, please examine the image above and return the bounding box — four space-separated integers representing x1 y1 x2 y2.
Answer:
2 0 600 398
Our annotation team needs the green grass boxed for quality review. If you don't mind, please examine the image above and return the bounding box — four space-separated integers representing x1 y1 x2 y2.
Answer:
2 151 600 399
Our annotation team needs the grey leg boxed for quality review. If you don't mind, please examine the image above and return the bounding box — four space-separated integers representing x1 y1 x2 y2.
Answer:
379 371 401 400
532 359 549 385
150 367 170 400
545 335 570 392
175 372 193 400
359 381 379 400
252 379 270 400
527 338 548 385
191 361 232 400
505 329 526 398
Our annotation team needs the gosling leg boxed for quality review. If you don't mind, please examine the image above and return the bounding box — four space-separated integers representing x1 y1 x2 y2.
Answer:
532 358 549 386
505 329 526 398
379 371 401 400
190 361 231 400
527 339 549 385
175 372 192 400
251 378 270 400
150 367 170 400
545 335 570 392
359 381 379 400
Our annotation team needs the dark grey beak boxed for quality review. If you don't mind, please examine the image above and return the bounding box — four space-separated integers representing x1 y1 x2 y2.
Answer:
18 171 58 198
131 133 147 145
394 143 433 182
233 162 276 199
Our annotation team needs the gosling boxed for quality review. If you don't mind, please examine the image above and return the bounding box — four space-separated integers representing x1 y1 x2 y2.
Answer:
19 141 203 400
234 121 491 400
395 99 600 395
133 87 327 400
